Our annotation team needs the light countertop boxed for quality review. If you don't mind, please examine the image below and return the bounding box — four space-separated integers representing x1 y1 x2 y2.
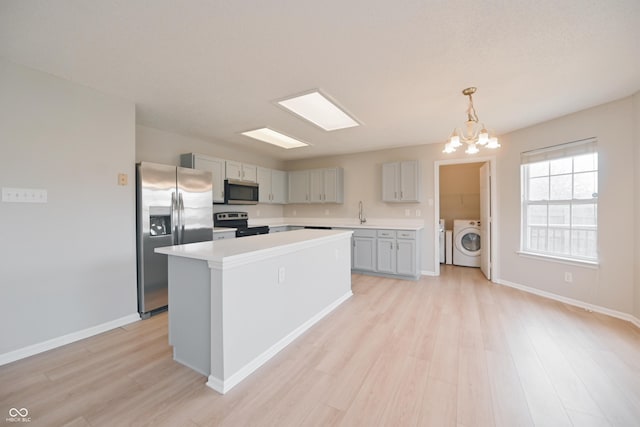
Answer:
250 217 424 231
156 229 353 263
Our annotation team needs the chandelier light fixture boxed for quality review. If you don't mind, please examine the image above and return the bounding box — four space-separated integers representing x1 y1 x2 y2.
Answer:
443 87 500 154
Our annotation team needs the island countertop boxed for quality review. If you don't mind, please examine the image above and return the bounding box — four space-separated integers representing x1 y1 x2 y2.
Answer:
155 229 353 263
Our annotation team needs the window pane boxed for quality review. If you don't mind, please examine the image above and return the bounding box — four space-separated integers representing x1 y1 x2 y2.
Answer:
574 171 597 199
549 205 570 225
528 177 549 200
571 229 597 258
572 204 597 226
521 143 598 262
574 153 597 173
550 175 572 200
527 205 547 226
527 226 547 251
528 161 549 178
550 157 572 175
548 228 570 255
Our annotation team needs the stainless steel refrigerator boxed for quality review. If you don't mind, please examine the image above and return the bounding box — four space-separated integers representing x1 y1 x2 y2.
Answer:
136 162 213 318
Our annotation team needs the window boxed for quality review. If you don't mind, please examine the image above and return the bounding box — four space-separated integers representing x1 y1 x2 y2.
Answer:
521 138 598 262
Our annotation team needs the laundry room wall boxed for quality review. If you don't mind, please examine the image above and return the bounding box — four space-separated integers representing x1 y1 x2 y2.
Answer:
439 162 483 230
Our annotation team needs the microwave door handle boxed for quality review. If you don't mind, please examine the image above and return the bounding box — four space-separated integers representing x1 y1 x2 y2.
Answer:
171 191 178 245
178 192 185 244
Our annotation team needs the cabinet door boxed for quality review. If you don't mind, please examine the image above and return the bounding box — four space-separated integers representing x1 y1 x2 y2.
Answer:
226 161 242 180
241 164 257 183
396 238 416 276
193 155 225 203
353 237 376 271
309 169 324 203
376 238 396 273
322 168 338 203
271 169 288 204
382 162 399 201
399 160 419 202
257 167 272 203
288 170 309 203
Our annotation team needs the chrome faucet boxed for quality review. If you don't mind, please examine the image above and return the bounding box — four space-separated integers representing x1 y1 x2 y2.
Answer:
358 200 367 224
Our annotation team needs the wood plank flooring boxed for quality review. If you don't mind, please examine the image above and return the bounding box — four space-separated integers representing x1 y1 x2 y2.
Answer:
2 266 639 426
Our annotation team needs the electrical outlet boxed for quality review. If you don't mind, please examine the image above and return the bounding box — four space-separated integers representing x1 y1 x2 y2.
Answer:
564 272 573 283
256 209 261 217
278 267 285 284
416 209 421 217
405 209 410 217
118 173 128 186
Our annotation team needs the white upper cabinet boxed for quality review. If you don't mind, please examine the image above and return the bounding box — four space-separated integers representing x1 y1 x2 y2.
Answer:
382 160 420 202
271 169 287 204
226 161 257 183
257 167 288 204
288 170 310 203
308 167 344 203
180 153 225 203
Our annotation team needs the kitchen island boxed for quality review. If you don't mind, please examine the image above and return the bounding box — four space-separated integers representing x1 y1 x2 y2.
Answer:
155 229 353 394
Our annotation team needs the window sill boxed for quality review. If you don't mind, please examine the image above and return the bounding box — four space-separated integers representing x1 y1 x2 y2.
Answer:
516 251 599 269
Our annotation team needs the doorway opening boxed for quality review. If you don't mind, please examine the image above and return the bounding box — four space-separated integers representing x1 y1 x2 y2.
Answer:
434 156 498 280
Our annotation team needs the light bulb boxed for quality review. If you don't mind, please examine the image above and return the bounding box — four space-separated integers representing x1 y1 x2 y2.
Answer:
465 143 479 154
487 137 500 149
478 126 489 145
449 130 462 148
443 143 456 154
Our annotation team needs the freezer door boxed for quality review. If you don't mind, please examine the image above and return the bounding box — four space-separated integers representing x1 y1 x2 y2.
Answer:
136 162 177 315
177 166 213 244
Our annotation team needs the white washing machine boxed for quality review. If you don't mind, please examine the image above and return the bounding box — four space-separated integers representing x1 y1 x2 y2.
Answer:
453 219 481 267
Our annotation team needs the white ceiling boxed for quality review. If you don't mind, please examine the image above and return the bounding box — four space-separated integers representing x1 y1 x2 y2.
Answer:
1 1 639 160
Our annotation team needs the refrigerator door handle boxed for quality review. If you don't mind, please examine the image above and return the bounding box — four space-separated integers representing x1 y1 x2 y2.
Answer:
171 191 178 245
178 192 185 244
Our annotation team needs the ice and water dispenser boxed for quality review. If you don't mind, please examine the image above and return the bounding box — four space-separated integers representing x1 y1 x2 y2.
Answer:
149 206 171 236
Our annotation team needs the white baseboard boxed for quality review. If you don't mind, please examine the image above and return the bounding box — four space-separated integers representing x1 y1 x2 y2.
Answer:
421 270 437 276
495 279 640 329
206 291 353 394
0 313 140 366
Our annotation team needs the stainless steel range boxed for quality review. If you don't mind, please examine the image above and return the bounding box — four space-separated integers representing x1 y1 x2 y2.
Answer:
214 212 269 237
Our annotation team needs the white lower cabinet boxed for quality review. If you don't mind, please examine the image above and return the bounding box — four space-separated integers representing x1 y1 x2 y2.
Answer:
351 228 420 279
352 229 376 272
212 230 236 241
269 225 290 233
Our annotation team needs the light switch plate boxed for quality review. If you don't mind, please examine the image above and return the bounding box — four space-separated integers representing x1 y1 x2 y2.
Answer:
2 187 48 203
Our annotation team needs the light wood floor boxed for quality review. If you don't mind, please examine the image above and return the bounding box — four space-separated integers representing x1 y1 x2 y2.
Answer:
2 267 640 426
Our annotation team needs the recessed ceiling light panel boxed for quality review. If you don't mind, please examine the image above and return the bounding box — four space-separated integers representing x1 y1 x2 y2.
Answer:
241 128 309 149
277 91 360 131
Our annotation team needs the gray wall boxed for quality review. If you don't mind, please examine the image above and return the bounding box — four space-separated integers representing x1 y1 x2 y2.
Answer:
0 59 137 355
634 91 640 320
497 96 636 314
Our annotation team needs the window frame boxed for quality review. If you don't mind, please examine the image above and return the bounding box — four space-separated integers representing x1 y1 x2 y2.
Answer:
520 138 598 264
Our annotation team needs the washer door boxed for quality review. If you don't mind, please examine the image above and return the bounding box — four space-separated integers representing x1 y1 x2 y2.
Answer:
456 228 481 256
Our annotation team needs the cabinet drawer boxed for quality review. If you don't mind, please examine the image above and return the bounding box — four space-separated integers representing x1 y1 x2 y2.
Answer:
396 230 416 240
353 229 377 238
376 230 396 238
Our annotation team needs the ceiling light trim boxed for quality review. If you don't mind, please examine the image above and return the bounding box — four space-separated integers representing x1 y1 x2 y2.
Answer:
275 89 362 131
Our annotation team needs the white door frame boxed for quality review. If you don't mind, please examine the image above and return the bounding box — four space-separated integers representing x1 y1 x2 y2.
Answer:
433 156 499 280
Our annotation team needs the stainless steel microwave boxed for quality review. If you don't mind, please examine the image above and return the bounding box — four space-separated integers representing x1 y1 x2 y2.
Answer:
223 179 259 204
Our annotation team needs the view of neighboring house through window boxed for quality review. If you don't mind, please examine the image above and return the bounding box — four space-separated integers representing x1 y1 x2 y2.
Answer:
521 138 598 262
